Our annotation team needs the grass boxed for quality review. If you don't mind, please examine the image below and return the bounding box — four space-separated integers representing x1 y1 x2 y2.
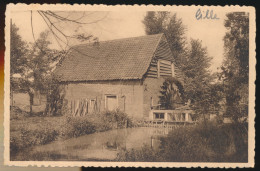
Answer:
10 114 65 159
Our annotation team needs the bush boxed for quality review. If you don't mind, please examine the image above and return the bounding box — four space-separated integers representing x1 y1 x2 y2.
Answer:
63 110 133 138
10 128 59 158
10 109 134 160
116 121 248 162
116 144 161 162
159 121 248 162
63 116 96 138
99 110 132 129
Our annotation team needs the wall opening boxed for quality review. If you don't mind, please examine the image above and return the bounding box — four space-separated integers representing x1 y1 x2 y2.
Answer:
105 95 118 111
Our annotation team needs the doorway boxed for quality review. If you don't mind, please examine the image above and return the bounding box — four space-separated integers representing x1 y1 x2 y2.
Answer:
105 95 118 111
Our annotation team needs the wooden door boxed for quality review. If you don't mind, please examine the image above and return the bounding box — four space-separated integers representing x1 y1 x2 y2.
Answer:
106 95 117 111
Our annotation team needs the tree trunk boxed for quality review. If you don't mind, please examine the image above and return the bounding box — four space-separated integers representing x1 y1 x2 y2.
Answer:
29 92 34 115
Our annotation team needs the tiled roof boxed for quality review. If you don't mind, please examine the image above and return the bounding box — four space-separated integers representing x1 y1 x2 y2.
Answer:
54 34 164 82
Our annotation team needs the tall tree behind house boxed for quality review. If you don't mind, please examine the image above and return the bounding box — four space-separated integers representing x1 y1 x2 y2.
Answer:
143 12 215 117
143 12 187 69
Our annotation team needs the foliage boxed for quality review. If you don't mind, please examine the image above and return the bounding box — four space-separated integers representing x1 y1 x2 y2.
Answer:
183 39 214 107
117 122 248 162
10 27 65 115
10 128 59 157
143 12 187 68
63 116 96 138
44 78 65 116
220 12 249 121
63 110 133 138
116 144 161 162
10 23 29 104
223 12 249 83
10 23 28 76
10 107 134 160
143 12 217 117
100 110 133 129
159 77 184 109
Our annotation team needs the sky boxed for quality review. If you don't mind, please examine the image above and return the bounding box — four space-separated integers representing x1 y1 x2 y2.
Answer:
11 8 227 73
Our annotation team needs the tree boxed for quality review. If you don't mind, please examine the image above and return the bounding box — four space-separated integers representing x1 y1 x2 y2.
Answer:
10 23 29 105
12 11 103 115
183 39 213 102
32 11 104 52
183 39 215 121
143 13 216 120
220 12 249 121
11 30 63 115
11 23 28 75
143 12 187 69
26 31 67 115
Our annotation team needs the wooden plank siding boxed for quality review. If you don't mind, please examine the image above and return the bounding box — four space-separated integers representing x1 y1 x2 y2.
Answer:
147 59 172 78
145 36 184 85
154 39 174 62
69 98 99 116
146 37 176 78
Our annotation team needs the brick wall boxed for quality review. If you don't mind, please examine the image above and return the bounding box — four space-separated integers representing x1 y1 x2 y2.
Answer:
63 80 144 119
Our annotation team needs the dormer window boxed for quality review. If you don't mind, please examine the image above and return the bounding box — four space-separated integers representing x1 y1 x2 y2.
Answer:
157 60 175 77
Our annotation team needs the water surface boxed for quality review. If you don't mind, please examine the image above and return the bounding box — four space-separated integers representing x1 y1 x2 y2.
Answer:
25 127 170 161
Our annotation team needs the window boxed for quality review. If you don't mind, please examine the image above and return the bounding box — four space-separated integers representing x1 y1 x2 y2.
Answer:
105 95 118 111
181 113 186 121
89 99 96 113
154 113 165 119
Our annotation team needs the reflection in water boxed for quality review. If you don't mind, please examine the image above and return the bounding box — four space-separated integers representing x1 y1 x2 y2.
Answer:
25 127 171 161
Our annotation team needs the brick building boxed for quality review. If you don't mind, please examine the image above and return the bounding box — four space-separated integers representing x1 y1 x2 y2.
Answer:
54 33 184 120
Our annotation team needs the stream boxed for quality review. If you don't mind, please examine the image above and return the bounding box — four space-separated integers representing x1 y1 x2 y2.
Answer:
20 127 171 161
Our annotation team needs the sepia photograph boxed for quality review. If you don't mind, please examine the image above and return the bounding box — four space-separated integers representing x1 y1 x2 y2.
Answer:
4 4 255 167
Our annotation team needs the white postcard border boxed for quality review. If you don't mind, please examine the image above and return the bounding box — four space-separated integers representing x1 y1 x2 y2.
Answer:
4 4 256 168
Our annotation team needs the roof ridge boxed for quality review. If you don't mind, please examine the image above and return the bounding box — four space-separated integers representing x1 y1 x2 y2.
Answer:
73 33 164 48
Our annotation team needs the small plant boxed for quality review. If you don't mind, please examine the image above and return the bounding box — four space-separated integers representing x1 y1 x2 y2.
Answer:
116 144 161 162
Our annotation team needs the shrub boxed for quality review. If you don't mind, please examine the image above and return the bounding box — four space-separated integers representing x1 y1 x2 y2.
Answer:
116 144 161 162
63 116 96 138
10 109 134 160
159 125 214 162
10 128 59 158
159 121 248 162
100 110 131 129
116 121 248 162
63 110 133 138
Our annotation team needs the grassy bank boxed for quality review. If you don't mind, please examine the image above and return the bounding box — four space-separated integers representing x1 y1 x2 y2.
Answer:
10 107 133 160
117 121 248 162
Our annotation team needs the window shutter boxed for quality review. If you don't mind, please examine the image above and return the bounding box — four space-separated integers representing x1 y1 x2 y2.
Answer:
158 60 172 77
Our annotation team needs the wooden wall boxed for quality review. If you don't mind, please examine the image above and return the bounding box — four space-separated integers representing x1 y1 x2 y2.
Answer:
146 36 175 78
142 35 185 119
